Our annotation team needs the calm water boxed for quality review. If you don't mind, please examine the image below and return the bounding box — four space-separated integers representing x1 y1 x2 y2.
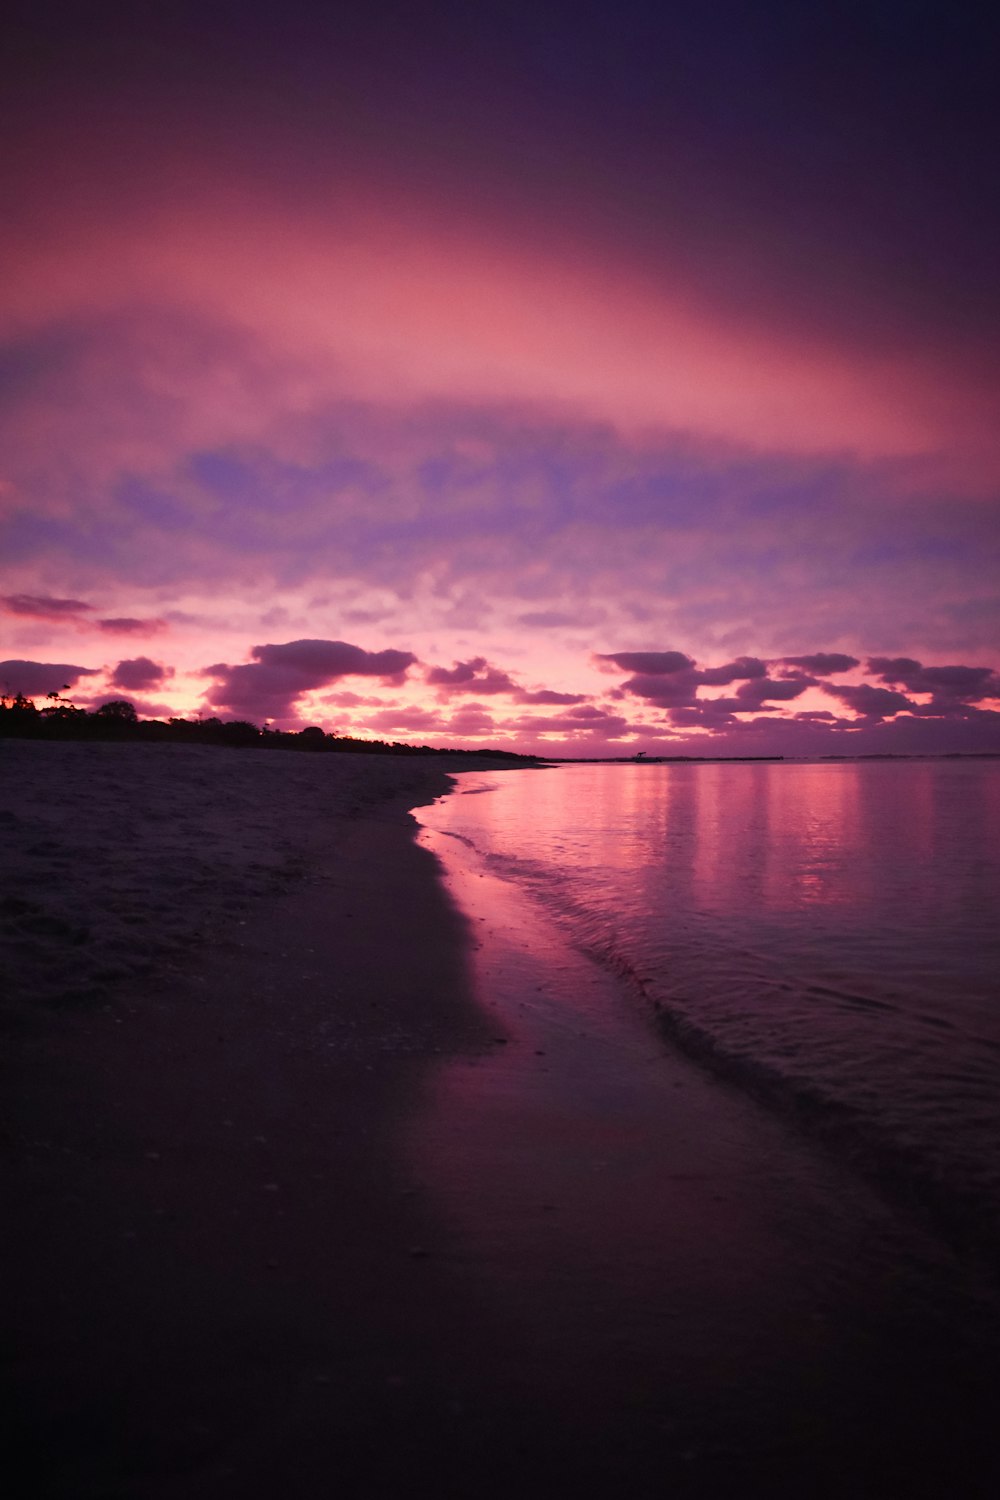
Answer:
422 759 1000 1247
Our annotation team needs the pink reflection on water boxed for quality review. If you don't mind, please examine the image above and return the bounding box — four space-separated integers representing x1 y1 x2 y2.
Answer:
413 821 859 1385
693 762 867 911
426 761 1000 930
419 760 1000 1225
408 795 977 1446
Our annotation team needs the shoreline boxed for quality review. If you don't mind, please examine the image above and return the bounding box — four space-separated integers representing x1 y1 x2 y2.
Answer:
419 793 1000 1495
4 743 1000 1496
1 743 506 1495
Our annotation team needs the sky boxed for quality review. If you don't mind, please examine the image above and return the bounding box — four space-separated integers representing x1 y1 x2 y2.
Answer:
2 0 999 756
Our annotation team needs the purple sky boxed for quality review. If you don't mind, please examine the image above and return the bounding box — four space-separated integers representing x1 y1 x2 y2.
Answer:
2 2 998 754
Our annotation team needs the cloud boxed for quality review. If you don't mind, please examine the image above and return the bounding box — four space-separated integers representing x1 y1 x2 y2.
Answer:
445 704 499 737
616 672 701 707
7 0 1000 464
507 705 633 739
668 702 738 729
2 6 998 762
781 652 859 675
3 311 998 670
822 682 915 719
603 649 829 719
98 617 166 634
363 706 445 734
341 607 395 625
517 607 607 628
910 700 1000 724
203 638 417 722
596 651 695 676
696 656 768 685
513 688 587 705
0 659 99 697
323 691 389 708
253 640 415 680
110 656 173 691
1 593 93 619
867 657 1000 702
426 657 517 695
0 594 166 637
517 611 575 628
608 653 816 712
597 645 1000 749
733 674 815 709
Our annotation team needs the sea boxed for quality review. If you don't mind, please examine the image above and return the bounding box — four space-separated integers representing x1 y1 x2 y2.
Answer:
419 757 1000 1255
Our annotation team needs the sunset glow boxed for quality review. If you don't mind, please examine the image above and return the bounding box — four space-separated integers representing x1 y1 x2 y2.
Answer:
3 1 998 755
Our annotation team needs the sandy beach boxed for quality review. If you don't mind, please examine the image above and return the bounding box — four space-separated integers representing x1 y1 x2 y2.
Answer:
4 742 999 1498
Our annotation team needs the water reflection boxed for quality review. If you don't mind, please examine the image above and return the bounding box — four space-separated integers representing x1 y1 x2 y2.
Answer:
411 763 1000 1484
411 818 960 1453
423 760 1000 1217
436 759 1000 935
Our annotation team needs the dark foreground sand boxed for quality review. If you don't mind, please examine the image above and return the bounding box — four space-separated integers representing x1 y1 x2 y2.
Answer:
3 742 1000 1498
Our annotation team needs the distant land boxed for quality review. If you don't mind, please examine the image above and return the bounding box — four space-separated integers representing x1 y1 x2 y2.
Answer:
3 696 996 764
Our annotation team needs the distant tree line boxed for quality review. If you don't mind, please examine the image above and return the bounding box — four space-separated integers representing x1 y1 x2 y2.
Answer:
0 692 539 762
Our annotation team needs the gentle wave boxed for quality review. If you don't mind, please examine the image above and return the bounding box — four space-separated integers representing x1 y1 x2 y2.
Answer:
432 762 1000 1260
505 849 1000 1255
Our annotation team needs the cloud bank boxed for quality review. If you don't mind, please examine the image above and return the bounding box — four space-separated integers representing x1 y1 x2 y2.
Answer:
204 640 417 721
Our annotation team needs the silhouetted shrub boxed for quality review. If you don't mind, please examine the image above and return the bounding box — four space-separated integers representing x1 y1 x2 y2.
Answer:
95 699 139 722
298 726 327 749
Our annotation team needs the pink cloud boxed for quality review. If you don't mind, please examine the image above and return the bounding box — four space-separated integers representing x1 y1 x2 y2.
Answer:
110 656 173 691
822 682 916 719
609 654 819 713
669 703 738 729
98 617 166 635
507 706 632 739
781 653 859 675
204 638 417 722
696 656 768 685
907 701 1000 722
617 673 700 707
596 651 695 676
445 705 499 736
733 674 815 709
323 691 389 708
3 330 996 682
2 594 93 620
2 11 998 766
426 657 517 695
514 688 587 705
867 657 1000 702
517 608 607 628
363 707 444 734
0 658 99 697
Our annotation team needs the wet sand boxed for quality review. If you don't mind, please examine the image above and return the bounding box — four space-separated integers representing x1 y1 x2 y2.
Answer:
3 743 999 1497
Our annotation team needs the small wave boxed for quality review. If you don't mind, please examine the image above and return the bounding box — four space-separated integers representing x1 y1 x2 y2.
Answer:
436 828 481 851
804 983 901 1016
582 933 1000 1262
425 765 1000 1269
482 865 1000 1265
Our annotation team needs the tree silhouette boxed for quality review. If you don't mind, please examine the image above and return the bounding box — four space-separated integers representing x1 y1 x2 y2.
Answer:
95 699 139 722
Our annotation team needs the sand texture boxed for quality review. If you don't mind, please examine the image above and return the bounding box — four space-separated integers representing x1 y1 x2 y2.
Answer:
1 741 493 1494
1 740 464 1019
